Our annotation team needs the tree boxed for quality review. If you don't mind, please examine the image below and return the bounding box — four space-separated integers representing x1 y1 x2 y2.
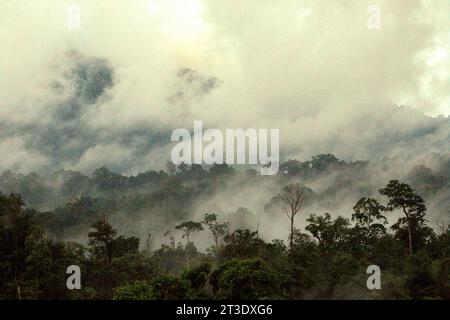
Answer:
219 229 266 262
228 207 256 231
166 161 176 175
279 184 304 251
110 236 140 258
87 220 147 297
379 180 427 255
305 213 349 256
352 198 387 230
0 193 79 300
175 221 203 268
0 193 40 299
149 275 192 300
88 220 117 296
209 163 235 177
210 258 289 299
182 262 211 298
350 197 387 253
177 162 189 176
113 275 192 300
88 220 117 266
113 281 153 300
310 154 340 172
188 164 207 180
202 213 230 251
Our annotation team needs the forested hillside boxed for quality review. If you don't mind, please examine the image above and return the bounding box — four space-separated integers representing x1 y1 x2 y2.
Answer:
1 155 449 299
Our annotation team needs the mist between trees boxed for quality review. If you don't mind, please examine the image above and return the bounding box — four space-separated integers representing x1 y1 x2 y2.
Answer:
0 154 449 299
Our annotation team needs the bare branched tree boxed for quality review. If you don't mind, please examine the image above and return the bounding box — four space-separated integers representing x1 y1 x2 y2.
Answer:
279 183 304 251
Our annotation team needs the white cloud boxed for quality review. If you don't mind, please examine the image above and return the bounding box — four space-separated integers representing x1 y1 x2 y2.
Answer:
0 0 449 173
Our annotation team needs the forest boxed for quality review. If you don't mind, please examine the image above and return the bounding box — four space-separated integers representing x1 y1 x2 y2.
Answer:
0 154 449 300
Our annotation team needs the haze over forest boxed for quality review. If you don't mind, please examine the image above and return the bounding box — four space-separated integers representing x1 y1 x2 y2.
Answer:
0 0 449 300
1 0 449 236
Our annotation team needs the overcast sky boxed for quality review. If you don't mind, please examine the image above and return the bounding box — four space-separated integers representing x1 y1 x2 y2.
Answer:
0 0 449 173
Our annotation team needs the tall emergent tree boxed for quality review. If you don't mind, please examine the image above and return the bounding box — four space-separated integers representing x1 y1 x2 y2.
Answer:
279 183 304 251
175 221 204 268
202 213 230 251
351 197 388 252
88 220 118 267
88 219 117 295
379 180 427 255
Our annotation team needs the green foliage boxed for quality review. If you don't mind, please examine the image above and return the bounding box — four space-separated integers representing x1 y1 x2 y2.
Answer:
182 262 211 290
182 262 212 299
149 275 192 300
0 169 449 300
305 213 349 255
379 180 427 219
202 213 230 250
210 258 290 299
175 221 204 241
380 180 427 254
113 281 153 300
350 197 387 255
219 229 266 262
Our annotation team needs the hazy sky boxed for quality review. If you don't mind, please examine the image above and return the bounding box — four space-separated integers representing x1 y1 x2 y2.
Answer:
0 0 449 173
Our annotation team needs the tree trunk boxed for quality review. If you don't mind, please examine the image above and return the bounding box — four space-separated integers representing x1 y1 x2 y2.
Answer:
289 216 294 251
14 262 21 300
407 220 413 255
403 208 413 255
35 272 39 299
214 237 219 252
186 252 190 269
185 236 190 269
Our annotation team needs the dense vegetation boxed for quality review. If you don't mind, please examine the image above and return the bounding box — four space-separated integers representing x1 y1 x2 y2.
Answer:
0 155 449 300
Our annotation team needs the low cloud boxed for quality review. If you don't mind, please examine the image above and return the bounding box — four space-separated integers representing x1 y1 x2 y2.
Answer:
0 0 449 174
